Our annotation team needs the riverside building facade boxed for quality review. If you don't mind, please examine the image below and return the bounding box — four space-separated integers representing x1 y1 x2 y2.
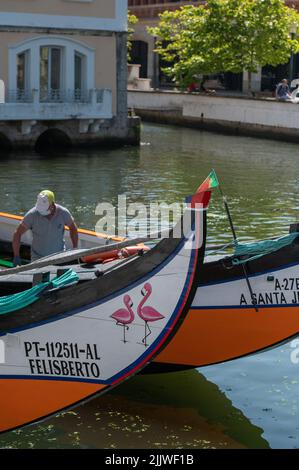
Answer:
0 0 139 151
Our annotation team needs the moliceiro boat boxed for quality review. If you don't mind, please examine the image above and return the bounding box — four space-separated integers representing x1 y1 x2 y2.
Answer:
0 186 209 433
155 229 299 370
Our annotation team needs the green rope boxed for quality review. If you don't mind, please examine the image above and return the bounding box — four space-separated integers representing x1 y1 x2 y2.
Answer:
232 232 299 265
0 269 79 315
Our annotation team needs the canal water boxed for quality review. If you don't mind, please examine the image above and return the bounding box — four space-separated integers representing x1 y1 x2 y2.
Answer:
1 123 299 448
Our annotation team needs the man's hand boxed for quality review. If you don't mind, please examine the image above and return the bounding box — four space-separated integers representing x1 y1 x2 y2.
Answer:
13 256 21 267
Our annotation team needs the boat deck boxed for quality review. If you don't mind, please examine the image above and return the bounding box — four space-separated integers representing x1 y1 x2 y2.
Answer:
0 242 227 298
0 259 128 295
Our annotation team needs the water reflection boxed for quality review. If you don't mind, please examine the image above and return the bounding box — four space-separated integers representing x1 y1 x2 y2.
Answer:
0 371 269 449
201 343 299 449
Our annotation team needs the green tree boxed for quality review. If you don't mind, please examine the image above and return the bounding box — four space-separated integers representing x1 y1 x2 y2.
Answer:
148 0 299 91
128 11 138 63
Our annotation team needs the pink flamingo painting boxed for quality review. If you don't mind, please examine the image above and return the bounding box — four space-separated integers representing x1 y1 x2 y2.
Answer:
137 283 164 347
111 295 134 343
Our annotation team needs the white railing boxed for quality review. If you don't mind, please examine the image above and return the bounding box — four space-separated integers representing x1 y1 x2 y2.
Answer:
0 88 113 121
39 89 93 103
6 89 33 103
6 88 107 104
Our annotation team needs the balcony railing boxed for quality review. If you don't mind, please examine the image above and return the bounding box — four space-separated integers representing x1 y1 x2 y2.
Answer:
0 88 113 121
6 89 107 104
6 89 33 103
39 88 92 103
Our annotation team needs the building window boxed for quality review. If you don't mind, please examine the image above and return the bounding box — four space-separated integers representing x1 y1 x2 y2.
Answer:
9 36 95 102
75 51 85 99
40 46 63 101
17 50 29 99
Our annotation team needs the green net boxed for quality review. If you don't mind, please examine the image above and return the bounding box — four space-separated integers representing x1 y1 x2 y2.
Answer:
0 269 79 315
232 232 299 265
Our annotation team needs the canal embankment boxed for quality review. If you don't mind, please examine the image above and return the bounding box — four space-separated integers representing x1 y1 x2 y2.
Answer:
0 116 140 152
128 90 299 143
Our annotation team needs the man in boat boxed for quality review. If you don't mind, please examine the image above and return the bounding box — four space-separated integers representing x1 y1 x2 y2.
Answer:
12 190 78 265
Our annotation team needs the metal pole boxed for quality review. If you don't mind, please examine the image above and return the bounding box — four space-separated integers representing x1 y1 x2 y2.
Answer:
218 185 259 312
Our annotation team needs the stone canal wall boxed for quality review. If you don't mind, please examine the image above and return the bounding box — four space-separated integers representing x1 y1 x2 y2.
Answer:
128 90 299 143
0 116 140 151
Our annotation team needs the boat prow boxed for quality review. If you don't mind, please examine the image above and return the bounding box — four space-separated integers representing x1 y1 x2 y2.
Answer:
0 189 209 433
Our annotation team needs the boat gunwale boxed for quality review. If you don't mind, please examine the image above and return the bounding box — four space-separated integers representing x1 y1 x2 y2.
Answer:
0 211 124 242
200 236 299 286
0 210 207 337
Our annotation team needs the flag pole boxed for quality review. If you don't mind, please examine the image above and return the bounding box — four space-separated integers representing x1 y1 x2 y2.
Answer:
215 174 258 312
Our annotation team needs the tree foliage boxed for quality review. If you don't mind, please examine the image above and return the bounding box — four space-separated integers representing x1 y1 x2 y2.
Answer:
148 0 299 89
128 11 138 63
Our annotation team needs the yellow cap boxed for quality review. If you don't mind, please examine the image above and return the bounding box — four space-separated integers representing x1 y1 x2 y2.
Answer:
39 190 55 204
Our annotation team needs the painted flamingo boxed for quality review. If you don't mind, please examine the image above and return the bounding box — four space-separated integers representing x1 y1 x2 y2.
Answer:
137 282 164 347
111 294 134 343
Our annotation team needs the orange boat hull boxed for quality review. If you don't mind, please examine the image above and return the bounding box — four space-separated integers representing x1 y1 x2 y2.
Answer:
155 305 299 367
0 379 105 433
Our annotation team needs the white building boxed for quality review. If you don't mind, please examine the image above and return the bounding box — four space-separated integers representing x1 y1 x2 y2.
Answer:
0 1 139 150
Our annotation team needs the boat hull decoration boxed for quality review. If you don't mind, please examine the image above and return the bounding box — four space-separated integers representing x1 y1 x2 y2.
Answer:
155 238 299 368
2 204 299 374
0 198 207 433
